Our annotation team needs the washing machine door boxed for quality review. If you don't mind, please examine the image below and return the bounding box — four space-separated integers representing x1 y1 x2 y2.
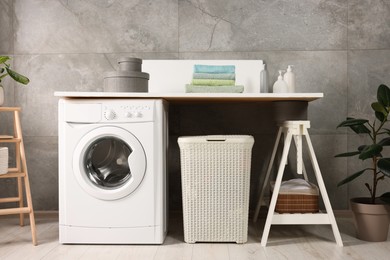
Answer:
73 126 146 200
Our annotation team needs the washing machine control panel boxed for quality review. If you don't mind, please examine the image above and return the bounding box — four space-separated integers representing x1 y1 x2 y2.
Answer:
102 102 154 122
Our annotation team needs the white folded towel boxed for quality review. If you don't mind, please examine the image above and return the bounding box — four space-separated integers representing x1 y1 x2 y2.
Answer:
270 179 319 195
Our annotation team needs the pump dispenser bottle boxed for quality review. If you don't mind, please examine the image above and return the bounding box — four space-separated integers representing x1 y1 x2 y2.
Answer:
260 62 268 93
273 70 288 93
283 65 295 93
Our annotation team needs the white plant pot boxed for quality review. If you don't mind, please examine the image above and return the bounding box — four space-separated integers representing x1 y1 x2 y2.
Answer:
0 86 4 106
0 147 9 175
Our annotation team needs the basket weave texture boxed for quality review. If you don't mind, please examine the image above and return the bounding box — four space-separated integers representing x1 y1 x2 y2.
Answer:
271 179 319 213
178 135 254 243
275 194 319 213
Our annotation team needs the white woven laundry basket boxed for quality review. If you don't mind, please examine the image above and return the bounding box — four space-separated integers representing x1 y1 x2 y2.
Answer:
178 135 254 243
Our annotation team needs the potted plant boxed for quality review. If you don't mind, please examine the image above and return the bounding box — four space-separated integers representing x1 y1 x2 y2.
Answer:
0 56 29 106
336 84 390 242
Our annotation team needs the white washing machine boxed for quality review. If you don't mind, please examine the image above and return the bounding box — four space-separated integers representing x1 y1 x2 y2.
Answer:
58 98 168 244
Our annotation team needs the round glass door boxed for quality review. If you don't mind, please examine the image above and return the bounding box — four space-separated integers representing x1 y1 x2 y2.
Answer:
84 137 132 189
73 126 147 200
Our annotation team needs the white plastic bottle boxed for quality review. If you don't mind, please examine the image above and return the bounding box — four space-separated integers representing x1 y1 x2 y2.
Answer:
283 65 295 93
273 70 288 93
260 62 268 93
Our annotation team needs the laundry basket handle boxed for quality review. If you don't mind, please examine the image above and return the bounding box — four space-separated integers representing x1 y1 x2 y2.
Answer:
206 137 226 142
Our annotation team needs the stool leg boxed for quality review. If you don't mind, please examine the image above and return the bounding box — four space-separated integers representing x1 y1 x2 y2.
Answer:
253 127 283 222
25 179 37 245
301 161 309 182
303 129 343 247
293 136 309 181
295 135 303 175
261 132 293 247
14 114 25 226
17 177 24 226
15 111 37 246
22 160 37 246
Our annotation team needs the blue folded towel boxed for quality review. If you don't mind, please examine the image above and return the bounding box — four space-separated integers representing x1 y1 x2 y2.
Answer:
194 64 235 74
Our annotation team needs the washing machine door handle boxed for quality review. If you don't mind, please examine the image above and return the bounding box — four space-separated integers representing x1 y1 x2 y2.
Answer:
127 146 146 186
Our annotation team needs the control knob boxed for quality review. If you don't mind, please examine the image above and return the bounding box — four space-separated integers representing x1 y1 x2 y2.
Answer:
104 110 116 120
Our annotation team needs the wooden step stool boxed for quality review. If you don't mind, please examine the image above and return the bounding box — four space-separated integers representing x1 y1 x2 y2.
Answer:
254 121 343 247
0 107 37 245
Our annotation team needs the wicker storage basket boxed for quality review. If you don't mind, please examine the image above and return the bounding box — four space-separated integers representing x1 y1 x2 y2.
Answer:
271 179 319 213
178 135 254 243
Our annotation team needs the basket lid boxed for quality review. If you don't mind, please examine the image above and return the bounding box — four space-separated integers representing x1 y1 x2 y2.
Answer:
178 135 254 144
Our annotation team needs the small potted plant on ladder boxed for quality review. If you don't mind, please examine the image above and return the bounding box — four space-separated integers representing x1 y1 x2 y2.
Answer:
0 55 29 106
336 84 390 242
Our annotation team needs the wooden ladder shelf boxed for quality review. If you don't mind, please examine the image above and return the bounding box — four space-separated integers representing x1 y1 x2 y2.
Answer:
0 107 37 245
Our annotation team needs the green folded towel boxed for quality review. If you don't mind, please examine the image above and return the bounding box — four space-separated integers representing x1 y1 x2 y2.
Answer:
185 84 244 93
191 79 235 86
193 73 235 80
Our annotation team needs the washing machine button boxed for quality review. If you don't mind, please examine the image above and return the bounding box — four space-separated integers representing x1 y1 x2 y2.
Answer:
124 111 133 118
136 111 143 118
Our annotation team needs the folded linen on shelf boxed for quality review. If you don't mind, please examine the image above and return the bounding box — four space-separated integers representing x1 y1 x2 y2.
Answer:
193 64 235 74
193 72 235 80
185 84 244 93
191 79 235 86
270 179 319 195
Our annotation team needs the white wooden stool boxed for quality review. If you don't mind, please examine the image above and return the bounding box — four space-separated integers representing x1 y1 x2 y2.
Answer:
255 121 343 247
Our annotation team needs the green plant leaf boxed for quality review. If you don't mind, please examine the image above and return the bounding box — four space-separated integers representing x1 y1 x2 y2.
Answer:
372 101 388 121
377 84 390 107
372 101 388 114
337 169 367 187
337 118 371 134
334 151 360 157
341 117 371 134
378 158 390 177
5 68 29 85
0 56 10 64
375 111 386 122
337 118 368 128
359 144 383 160
378 137 390 146
380 192 390 203
350 124 371 134
358 145 367 151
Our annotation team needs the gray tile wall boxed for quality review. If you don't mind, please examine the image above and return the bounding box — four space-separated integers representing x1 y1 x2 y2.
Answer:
1 0 389 211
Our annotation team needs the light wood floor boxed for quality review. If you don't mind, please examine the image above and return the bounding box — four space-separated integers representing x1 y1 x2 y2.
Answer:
0 212 389 260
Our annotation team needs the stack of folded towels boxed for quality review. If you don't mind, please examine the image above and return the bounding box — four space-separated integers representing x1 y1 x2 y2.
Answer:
185 64 244 93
